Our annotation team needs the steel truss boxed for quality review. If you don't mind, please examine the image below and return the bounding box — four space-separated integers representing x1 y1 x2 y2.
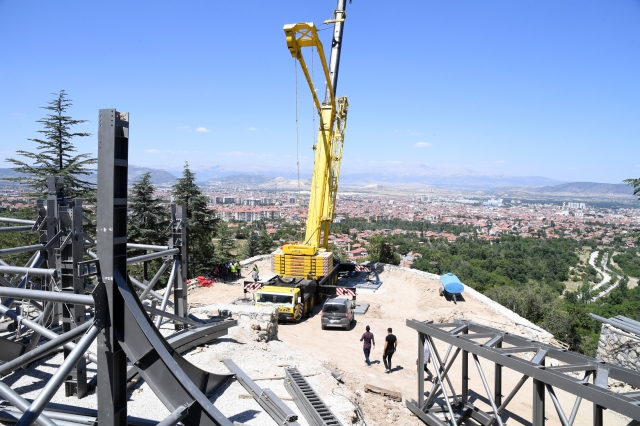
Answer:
406 319 640 426
0 109 241 425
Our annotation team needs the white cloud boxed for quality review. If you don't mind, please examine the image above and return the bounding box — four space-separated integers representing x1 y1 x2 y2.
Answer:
248 127 257 131
414 141 432 148
145 149 173 154
408 130 419 136
195 127 211 133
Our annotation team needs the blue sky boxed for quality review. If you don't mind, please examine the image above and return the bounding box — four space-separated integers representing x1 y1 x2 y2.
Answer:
1 0 639 184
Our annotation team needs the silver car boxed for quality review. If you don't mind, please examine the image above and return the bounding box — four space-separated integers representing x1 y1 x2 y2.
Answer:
321 298 355 330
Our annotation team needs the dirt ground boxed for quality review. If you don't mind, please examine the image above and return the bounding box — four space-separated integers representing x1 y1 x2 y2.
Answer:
189 260 635 426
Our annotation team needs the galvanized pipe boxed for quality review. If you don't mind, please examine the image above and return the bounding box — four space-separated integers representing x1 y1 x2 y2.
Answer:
0 217 36 225
0 381 57 426
127 243 170 252
127 248 179 265
424 337 457 426
545 384 570 426
497 374 529 414
0 304 98 365
138 259 171 301
3 254 44 311
17 324 101 426
473 354 505 426
129 275 174 308
0 321 92 376
143 304 200 326
0 288 93 306
0 266 55 277
155 260 178 328
0 226 33 234
0 245 45 257
0 406 98 425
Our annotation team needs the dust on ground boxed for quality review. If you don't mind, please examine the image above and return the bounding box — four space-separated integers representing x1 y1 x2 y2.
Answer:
189 260 634 425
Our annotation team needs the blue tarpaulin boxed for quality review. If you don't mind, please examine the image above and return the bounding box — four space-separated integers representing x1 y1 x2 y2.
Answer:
440 273 465 295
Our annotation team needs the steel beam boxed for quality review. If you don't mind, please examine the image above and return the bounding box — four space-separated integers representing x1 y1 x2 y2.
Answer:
137 259 170 301
0 218 37 225
407 319 640 423
0 320 92 376
16 325 100 426
223 359 299 425
127 243 170 252
126 249 179 265
0 266 55 277
0 382 57 426
0 226 33 234
96 108 129 426
0 288 93 305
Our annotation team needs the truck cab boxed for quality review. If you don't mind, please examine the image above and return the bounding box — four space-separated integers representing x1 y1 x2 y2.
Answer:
255 285 304 321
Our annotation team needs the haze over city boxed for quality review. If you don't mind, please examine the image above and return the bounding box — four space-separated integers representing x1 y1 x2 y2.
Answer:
1 0 639 184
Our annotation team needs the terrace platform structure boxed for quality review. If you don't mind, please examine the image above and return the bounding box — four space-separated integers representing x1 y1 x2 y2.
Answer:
406 319 640 426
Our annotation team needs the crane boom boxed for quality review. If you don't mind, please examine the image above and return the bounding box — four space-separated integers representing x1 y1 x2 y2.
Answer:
274 1 349 280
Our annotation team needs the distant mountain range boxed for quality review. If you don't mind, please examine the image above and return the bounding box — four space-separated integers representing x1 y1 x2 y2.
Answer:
0 165 633 197
518 182 634 196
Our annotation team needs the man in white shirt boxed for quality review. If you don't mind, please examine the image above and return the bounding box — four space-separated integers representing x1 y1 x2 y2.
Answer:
416 341 432 379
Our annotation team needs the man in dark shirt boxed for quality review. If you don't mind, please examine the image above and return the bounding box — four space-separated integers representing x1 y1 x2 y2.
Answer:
360 325 375 366
383 327 398 373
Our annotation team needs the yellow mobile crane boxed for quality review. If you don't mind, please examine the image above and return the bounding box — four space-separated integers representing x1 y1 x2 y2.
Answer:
254 1 352 321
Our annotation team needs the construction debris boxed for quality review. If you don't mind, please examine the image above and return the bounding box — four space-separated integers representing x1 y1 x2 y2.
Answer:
363 384 402 402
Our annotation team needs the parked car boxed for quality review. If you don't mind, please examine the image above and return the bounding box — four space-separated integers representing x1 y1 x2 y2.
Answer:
321 297 355 330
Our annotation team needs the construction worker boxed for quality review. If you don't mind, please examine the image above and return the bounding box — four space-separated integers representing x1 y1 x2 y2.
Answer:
230 262 236 280
235 261 241 279
252 263 259 282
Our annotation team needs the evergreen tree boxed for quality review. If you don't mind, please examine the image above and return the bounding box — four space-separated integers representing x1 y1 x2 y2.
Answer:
214 221 236 263
244 228 260 258
258 231 275 254
128 172 168 246
4 91 95 200
171 162 217 276
367 235 400 265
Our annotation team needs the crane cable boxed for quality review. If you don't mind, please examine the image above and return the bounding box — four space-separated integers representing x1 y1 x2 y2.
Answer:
294 58 303 242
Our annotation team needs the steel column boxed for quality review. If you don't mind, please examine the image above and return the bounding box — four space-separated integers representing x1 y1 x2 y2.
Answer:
96 108 129 426
172 204 189 330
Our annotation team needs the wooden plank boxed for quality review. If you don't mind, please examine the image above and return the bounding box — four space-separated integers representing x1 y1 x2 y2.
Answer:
364 384 402 402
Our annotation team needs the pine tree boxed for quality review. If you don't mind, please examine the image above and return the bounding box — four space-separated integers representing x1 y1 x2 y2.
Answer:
171 162 217 276
258 231 275 254
214 220 236 264
4 90 96 200
128 172 168 246
244 228 260 258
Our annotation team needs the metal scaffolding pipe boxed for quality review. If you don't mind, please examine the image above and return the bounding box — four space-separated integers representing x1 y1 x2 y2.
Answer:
0 218 36 225
155 260 177 328
138 259 171 301
0 304 98 365
546 384 570 426
425 337 456 426
0 266 55 277
0 226 33 234
127 243 170 252
129 275 174 308
0 382 57 426
473 354 505 426
0 321 92 376
126 248 179 265
143 304 200 326
0 288 93 306
0 245 45 257
17 324 101 426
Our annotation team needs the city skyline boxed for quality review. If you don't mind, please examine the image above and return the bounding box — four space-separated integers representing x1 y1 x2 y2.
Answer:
1 1 638 184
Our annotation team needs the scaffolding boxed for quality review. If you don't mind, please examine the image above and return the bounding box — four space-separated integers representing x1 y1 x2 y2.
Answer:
406 319 640 426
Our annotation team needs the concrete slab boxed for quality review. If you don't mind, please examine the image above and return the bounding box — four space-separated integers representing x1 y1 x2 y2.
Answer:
353 302 369 315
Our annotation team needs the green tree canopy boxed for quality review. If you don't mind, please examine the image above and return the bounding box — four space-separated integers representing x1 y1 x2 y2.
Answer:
171 162 218 276
367 235 400 265
4 90 96 200
128 172 168 247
